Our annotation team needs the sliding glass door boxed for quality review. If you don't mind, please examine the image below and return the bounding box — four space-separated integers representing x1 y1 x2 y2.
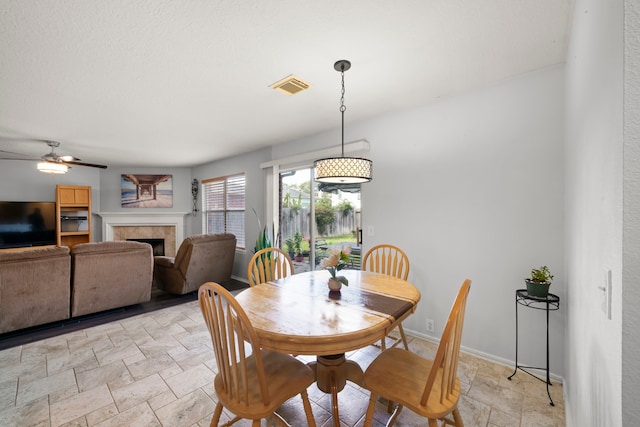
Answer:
279 167 362 273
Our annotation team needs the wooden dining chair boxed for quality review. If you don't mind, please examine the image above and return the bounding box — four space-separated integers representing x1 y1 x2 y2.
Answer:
247 247 295 287
362 244 411 350
362 279 472 427
198 282 316 427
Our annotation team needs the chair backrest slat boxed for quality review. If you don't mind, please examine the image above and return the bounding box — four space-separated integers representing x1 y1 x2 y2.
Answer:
421 279 471 406
248 247 295 287
363 244 410 280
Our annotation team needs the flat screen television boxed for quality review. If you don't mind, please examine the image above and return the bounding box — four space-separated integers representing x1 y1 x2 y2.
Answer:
0 201 57 249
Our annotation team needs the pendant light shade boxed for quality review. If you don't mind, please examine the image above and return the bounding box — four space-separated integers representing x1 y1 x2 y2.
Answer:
314 156 372 184
314 60 372 184
37 161 68 174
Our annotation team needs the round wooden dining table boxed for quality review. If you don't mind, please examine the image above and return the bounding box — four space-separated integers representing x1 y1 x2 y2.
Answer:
234 269 421 426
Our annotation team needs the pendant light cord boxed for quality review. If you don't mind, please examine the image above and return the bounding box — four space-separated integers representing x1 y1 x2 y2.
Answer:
340 65 346 157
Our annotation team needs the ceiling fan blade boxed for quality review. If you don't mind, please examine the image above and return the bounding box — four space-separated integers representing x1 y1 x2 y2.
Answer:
65 160 108 169
0 156 38 161
0 148 34 157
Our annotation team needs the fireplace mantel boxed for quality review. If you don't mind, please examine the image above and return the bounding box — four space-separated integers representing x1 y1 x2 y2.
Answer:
97 212 189 245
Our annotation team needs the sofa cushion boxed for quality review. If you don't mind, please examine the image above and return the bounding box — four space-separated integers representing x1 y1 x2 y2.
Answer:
0 246 71 334
71 241 153 317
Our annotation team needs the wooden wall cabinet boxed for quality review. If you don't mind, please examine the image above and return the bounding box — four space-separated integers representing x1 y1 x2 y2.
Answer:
56 185 92 247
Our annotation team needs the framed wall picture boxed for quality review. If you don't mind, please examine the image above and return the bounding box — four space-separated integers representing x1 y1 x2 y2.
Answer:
121 174 173 208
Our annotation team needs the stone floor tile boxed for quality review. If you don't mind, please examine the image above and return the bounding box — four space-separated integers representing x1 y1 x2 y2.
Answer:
16 368 76 406
47 349 97 376
0 345 22 369
0 395 49 427
66 332 114 355
167 344 214 371
105 327 154 349
59 416 89 426
93 342 145 367
21 336 70 361
164 363 214 398
49 384 82 405
154 388 215 427
489 407 522 427
148 390 178 411
126 353 180 381
176 330 212 351
83 322 125 338
137 334 183 358
0 378 18 412
50 384 113 427
85 402 119 426
5 357 48 385
315 384 370 427
119 314 162 332
76 360 134 393
110 373 170 413
93 402 162 427
467 372 525 416
457 394 492 427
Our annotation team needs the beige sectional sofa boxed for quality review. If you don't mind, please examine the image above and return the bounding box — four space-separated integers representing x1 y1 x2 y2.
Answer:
1 233 237 334
0 241 153 334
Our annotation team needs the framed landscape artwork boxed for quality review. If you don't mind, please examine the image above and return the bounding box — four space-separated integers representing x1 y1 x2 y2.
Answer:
121 174 173 208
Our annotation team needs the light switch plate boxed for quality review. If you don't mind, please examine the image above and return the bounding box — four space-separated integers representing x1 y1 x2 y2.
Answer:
602 268 612 320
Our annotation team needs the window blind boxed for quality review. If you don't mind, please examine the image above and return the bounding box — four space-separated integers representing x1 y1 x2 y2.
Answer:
203 174 245 249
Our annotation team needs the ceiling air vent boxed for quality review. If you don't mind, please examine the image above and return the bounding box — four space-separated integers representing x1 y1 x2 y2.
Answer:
270 75 311 96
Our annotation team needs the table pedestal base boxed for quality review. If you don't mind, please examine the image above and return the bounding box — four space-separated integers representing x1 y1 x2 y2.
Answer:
308 354 364 427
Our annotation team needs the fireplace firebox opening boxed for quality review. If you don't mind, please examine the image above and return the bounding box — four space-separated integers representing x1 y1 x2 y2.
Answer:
127 238 165 256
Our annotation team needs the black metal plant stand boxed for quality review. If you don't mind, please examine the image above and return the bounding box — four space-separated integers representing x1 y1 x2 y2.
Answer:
507 289 560 406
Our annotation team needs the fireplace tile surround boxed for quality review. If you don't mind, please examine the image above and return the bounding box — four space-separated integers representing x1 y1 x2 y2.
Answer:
97 212 189 257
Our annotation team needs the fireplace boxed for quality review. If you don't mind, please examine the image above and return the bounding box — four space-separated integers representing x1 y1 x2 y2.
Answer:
97 212 189 257
127 238 165 256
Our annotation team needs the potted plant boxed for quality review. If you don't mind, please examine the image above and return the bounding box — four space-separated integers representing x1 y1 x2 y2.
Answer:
284 236 295 259
293 230 304 262
525 265 554 297
319 245 352 291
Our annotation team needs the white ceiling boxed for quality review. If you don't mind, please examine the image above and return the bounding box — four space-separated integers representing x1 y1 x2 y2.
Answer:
0 0 574 169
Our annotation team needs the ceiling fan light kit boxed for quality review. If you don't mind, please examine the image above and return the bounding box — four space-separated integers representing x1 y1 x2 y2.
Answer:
37 161 69 174
314 59 373 184
0 139 107 173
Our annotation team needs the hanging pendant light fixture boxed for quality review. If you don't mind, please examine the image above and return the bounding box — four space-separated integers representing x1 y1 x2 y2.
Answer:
314 60 372 184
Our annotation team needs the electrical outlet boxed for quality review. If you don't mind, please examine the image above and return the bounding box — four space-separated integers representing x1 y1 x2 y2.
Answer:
426 319 434 332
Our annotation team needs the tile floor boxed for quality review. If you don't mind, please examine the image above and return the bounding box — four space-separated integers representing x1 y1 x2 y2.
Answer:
0 300 565 427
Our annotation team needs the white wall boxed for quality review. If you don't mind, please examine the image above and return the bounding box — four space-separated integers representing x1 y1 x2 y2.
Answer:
259 67 567 376
97 166 193 241
622 1 640 424
0 159 102 240
563 0 632 425
191 147 272 280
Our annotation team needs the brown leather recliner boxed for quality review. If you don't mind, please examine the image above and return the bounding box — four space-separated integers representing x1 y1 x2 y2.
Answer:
153 233 236 295
71 241 153 317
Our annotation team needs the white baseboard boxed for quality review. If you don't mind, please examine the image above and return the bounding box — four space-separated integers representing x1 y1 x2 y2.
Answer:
405 328 564 384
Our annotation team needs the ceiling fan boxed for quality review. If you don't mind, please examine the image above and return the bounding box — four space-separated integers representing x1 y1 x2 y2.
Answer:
0 140 107 173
